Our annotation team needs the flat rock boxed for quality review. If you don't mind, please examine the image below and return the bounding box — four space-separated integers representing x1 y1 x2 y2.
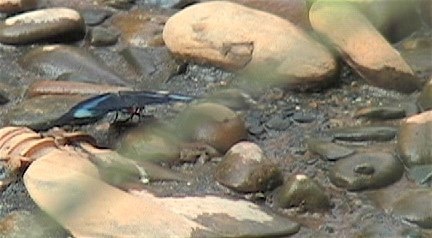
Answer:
309 1 421 93
90 26 119 46
120 46 186 87
142 0 196 9
5 95 85 130
354 106 406 120
307 139 355 161
329 152 404 191
19 45 127 86
0 8 85 44
0 0 37 14
163 1 337 89
392 189 432 229
24 147 300 237
397 111 432 167
331 126 397 142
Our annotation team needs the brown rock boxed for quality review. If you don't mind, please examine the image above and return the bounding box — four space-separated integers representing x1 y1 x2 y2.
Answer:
397 111 432 167
309 1 422 93
112 9 170 47
175 102 248 153
163 1 337 89
0 0 37 14
215 142 282 192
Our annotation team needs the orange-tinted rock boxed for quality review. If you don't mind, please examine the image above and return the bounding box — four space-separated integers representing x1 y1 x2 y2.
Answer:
309 1 421 93
112 9 170 47
163 1 337 89
0 0 37 14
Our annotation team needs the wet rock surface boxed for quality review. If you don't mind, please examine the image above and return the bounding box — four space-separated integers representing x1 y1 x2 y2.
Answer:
0 0 430 237
329 152 404 191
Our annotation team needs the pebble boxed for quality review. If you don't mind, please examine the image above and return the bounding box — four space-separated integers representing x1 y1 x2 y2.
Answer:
309 1 421 93
90 26 119 46
0 8 86 44
163 1 337 89
265 115 291 131
112 9 169 47
19 45 127 86
331 126 397 142
175 102 248 153
0 0 37 14
120 46 186 87
275 174 331 211
214 142 282 192
329 152 404 191
397 111 432 167
354 106 406 120
392 189 432 229
307 139 355 161
292 112 315 123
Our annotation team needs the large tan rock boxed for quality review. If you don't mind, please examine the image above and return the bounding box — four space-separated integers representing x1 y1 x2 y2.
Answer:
24 147 299 237
163 1 337 90
309 1 422 93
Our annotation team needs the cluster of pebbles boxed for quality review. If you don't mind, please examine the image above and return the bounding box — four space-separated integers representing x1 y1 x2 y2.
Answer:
0 0 431 237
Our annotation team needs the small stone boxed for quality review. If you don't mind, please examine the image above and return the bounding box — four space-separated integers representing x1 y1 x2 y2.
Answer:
354 106 406 120
397 111 432 167
101 0 134 9
163 1 337 89
120 46 186 87
292 112 315 123
331 126 397 142
0 0 37 14
275 174 331 211
0 8 86 44
175 103 248 153
20 45 127 86
112 9 168 47
90 26 119 46
307 139 355 161
329 152 404 191
80 8 112 26
265 115 291 130
214 142 282 192
392 189 432 229
309 1 421 93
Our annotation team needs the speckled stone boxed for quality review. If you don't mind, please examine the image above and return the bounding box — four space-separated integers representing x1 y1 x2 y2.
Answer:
90 26 119 46
329 152 404 191
0 8 85 44
307 139 355 161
